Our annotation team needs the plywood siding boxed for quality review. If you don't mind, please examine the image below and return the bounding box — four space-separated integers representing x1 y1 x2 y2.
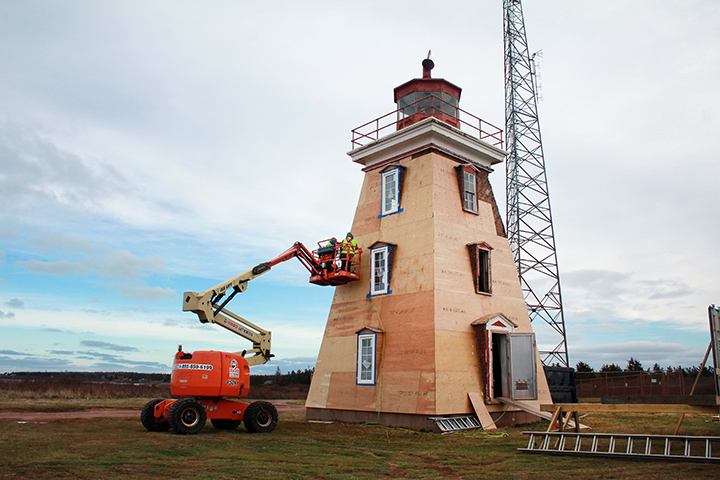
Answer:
307 131 552 419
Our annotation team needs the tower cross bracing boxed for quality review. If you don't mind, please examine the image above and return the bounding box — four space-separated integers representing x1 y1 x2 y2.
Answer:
503 0 568 367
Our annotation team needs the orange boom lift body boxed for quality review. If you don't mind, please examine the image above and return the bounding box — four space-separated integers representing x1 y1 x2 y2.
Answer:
140 239 361 434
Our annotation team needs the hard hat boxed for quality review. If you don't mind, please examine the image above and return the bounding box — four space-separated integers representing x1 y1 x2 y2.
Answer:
346 232 353 238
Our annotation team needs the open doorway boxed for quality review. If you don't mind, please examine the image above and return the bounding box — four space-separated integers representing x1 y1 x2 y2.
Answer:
473 314 538 402
490 331 537 400
492 332 508 398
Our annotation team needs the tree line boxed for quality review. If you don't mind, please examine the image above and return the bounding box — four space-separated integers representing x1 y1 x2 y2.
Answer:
249 367 314 387
4 368 316 386
3 371 171 383
575 357 714 377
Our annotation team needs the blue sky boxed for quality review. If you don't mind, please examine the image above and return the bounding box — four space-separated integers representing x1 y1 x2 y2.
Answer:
1 0 719 375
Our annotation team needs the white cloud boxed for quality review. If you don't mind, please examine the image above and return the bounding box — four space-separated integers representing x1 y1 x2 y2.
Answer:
17 245 168 280
20 259 86 276
119 285 176 302
0 121 134 212
0 1 719 373
80 340 139 352
571 341 707 372
28 233 99 254
5 298 25 309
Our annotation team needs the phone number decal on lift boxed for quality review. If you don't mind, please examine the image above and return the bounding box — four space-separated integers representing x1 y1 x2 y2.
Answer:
173 364 214 371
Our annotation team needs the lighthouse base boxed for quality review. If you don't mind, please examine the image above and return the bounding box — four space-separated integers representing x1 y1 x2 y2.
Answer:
305 407 541 432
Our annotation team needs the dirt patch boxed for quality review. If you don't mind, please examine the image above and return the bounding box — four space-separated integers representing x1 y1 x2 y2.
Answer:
0 409 138 423
0 401 305 423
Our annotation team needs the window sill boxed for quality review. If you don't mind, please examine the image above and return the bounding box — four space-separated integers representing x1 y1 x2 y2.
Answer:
378 208 403 219
367 290 393 298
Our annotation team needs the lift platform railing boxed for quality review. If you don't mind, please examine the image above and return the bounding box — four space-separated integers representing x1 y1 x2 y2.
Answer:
308 240 361 286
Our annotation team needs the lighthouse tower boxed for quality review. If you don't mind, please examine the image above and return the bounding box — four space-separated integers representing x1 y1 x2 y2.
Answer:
306 59 552 430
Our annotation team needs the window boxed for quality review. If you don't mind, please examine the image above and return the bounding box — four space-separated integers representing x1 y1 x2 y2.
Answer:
381 169 399 216
398 91 456 119
380 166 405 217
370 246 390 296
397 93 415 118
441 92 458 116
468 242 492 294
463 170 477 213
455 165 479 214
357 333 376 385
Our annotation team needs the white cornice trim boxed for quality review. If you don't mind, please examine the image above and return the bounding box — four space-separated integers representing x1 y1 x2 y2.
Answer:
348 117 507 170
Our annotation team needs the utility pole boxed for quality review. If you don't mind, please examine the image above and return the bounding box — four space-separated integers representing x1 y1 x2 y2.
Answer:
503 0 568 367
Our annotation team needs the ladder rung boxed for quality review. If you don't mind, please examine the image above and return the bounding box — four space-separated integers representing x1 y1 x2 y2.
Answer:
430 416 482 433
527 433 536 450
519 432 720 463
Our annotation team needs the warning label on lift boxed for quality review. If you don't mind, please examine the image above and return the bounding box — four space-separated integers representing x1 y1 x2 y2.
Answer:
174 363 214 371
229 359 240 378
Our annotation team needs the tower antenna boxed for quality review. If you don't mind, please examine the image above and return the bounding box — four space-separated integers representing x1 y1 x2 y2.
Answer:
503 0 569 367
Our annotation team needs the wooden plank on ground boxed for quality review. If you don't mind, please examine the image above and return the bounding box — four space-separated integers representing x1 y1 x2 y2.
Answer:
496 398 590 430
468 392 496 430
497 397 553 421
540 403 720 414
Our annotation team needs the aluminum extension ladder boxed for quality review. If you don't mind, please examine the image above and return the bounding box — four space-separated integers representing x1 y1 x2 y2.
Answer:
520 431 720 463
430 415 482 432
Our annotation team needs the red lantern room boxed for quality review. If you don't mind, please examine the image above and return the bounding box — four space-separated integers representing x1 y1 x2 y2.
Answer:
393 57 462 130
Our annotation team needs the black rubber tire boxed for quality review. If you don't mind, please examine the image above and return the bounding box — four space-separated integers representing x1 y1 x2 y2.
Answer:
168 398 207 435
140 398 170 432
211 418 241 430
244 401 278 433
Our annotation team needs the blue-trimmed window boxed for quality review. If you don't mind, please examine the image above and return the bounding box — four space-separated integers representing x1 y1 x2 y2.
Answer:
370 246 391 296
357 333 376 385
381 168 402 216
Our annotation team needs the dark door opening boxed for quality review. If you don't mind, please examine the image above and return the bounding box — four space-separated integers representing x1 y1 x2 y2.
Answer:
492 333 507 398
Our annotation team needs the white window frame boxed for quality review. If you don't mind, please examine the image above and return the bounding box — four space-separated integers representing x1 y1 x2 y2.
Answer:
370 246 390 296
475 245 491 294
463 169 478 213
357 333 377 385
381 168 400 216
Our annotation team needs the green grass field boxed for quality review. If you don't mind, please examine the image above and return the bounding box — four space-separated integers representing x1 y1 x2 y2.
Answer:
1 397 719 479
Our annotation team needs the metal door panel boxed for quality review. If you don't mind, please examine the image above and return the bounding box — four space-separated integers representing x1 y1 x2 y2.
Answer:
509 333 537 400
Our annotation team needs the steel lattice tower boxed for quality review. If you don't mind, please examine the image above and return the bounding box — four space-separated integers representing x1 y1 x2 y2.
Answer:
503 0 568 367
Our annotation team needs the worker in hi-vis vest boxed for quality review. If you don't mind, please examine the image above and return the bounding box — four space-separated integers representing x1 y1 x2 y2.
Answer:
322 237 338 272
340 232 357 271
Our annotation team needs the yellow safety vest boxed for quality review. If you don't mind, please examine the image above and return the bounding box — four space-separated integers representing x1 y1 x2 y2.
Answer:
340 238 357 254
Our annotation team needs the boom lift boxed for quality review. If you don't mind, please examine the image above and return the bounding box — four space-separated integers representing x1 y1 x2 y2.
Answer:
140 239 361 435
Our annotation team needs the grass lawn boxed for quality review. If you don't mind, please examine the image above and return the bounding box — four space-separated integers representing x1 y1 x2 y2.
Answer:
0 398 719 479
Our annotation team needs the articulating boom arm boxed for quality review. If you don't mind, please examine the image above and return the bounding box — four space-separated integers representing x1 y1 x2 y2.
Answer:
261 242 324 276
182 262 275 366
182 240 360 366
